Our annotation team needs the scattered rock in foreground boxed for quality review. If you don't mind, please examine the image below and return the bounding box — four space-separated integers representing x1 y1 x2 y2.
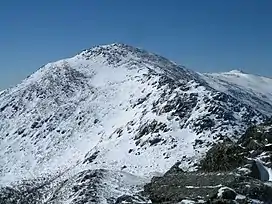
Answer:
144 170 272 204
143 120 272 204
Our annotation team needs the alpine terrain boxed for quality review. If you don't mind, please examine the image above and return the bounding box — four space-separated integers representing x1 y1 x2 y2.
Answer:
0 43 272 203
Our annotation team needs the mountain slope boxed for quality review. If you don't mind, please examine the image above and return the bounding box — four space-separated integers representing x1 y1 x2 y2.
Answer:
0 169 147 204
0 44 271 202
202 70 272 114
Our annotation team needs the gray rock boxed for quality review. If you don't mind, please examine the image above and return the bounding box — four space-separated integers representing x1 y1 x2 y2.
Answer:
144 171 238 203
199 142 246 172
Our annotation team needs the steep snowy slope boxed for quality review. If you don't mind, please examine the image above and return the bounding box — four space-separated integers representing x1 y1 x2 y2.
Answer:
0 44 270 193
202 70 272 114
0 169 147 204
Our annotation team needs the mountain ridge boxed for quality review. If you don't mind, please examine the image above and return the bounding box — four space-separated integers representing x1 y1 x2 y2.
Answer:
1 43 271 92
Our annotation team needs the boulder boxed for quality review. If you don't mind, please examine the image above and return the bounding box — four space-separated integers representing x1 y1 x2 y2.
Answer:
199 142 246 172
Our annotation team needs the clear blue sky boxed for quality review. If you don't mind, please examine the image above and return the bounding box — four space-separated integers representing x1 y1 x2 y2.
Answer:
0 0 271 89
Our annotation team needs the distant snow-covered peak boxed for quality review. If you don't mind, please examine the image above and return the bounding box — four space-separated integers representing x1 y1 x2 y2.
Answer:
205 69 272 92
224 69 247 75
202 70 272 114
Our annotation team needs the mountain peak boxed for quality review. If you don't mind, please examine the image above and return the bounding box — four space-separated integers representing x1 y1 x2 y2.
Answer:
227 69 247 74
78 43 173 67
74 43 198 82
80 43 144 57
98 42 134 49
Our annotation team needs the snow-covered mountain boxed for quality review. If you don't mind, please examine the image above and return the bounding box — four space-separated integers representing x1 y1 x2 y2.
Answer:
0 43 271 203
202 69 272 114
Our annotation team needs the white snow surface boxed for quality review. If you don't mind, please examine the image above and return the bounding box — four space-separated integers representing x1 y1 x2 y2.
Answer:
0 44 271 187
202 70 272 114
265 166 272 182
179 200 196 204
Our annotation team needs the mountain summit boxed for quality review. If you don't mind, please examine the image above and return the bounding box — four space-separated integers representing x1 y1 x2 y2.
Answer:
0 43 272 203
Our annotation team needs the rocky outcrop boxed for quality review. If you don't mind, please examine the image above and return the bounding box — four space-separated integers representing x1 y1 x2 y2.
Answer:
199 141 246 172
144 166 272 204
143 120 272 204
144 171 238 203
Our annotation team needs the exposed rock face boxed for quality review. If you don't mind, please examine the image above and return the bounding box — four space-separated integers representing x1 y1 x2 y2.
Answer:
144 171 238 203
199 142 246 172
144 166 272 204
143 120 272 204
